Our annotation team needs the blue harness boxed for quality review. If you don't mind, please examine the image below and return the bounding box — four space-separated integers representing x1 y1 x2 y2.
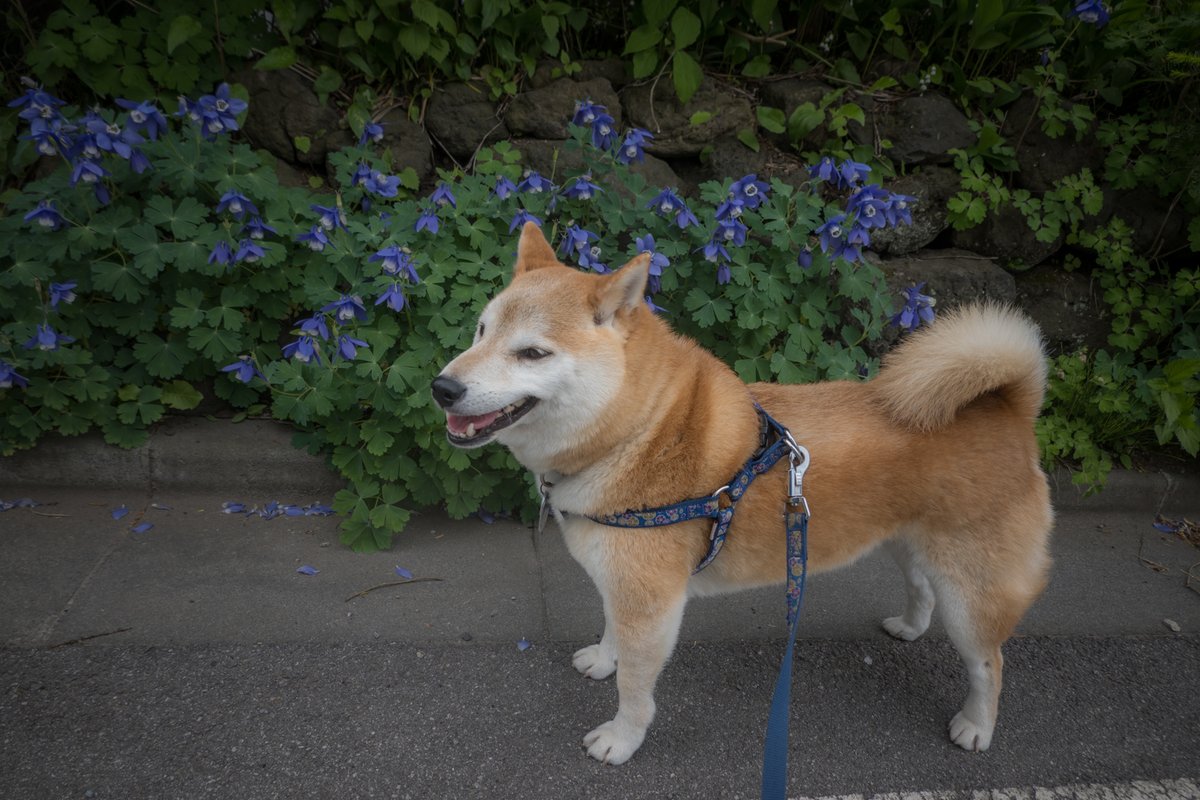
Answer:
539 405 810 799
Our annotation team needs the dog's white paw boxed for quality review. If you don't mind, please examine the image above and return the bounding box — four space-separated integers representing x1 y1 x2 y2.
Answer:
882 615 925 642
573 644 617 680
583 719 645 765
948 711 993 752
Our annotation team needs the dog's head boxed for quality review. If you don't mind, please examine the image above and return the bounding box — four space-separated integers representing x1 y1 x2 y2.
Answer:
432 223 651 467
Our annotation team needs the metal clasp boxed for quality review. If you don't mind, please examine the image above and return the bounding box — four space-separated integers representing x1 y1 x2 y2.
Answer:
787 444 811 516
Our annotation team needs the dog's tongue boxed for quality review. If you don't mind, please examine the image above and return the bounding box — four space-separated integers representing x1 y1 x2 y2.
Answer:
446 410 501 435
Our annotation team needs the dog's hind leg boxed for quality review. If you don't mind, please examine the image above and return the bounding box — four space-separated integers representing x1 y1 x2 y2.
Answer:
881 538 935 642
582 580 688 765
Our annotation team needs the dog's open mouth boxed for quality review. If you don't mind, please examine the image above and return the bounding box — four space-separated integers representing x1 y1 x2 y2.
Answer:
445 397 538 446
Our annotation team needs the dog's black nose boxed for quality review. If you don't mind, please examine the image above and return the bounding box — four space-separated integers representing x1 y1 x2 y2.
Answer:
431 375 467 408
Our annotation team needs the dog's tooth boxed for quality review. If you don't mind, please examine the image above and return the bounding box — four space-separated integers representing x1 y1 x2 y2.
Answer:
466 422 476 437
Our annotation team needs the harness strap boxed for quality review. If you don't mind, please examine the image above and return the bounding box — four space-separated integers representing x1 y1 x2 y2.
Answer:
587 406 794 574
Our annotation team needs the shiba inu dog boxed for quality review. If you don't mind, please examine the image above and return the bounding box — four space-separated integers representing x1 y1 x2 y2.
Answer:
432 223 1053 765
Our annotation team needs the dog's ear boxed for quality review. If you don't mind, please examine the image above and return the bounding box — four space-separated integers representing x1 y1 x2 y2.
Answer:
593 253 651 325
513 222 559 277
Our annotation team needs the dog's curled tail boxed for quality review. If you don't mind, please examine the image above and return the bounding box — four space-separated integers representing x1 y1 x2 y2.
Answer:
873 304 1047 432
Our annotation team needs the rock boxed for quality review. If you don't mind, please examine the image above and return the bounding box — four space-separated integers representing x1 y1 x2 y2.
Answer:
869 166 959 255
510 138 682 196
425 82 509 162
878 248 1016 311
1005 93 1103 194
949 203 1063 269
576 58 632 89
236 69 341 167
272 156 314 190
759 78 831 114
706 135 767 182
378 108 434 186
1095 185 1191 256
851 93 975 166
620 77 756 158
1013 262 1110 354
505 78 621 140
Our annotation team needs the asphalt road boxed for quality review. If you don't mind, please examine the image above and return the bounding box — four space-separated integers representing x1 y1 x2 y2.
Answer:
2 635 1197 799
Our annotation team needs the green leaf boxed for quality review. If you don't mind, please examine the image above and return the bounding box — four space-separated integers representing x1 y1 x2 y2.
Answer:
161 380 203 410
756 106 786 134
399 24 431 58
255 46 297 71
294 135 312 154
92 260 146 302
672 49 703 104
787 102 824 140
671 7 701 50
737 128 760 151
313 67 343 96
643 0 678 27
624 24 663 55
167 14 203 54
689 111 713 126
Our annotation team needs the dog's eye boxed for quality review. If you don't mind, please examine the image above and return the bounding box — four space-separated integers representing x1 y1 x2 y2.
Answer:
476 322 485 340
516 347 551 361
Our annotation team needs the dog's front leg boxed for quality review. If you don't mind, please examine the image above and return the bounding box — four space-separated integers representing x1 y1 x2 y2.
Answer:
582 578 688 765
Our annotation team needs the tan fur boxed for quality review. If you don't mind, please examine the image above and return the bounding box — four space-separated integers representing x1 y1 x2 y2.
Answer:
435 224 1053 764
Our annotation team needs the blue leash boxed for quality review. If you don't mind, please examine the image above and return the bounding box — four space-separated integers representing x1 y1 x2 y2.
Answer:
761 503 809 800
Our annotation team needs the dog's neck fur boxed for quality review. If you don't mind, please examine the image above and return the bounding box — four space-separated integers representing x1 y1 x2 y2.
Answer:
525 313 762 516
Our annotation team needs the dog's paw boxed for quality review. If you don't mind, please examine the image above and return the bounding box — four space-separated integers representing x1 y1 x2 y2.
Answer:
572 644 617 680
948 711 993 752
882 615 925 642
583 719 645 765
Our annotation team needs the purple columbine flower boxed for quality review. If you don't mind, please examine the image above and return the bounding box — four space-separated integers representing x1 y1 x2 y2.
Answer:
847 184 892 229
336 334 369 360
847 223 871 249
517 171 554 194
715 198 745 222
321 294 368 323
729 174 770 209
128 148 151 174
797 246 814 270
508 209 543 233
644 296 668 314
208 240 234 266
561 174 602 201
891 283 937 331
590 112 617 150
241 217 278 240
0 360 29 389
282 336 321 364
221 356 265 383
430 182 457 208
375 281 407 312
370 245 420 282
49 281 77 307
636 234 670 294
415 207 440 234
8 85 65 119
187 83 247 139
358 121 385 146
351 162 373 188
816 213 847 254
647 188 698 229
572 98 604 127
809 156 838 185
364 170 400 198
297 225 334 252
217 190 258 220
70 159 107 187
23 323 74 351
296 314 331 341
311 204 346 231
1067 0 1110 27
885 193 917 227
24 200 64 230
558 224 598 258
714 218 748 246
838 159 871 188
616 128 654 165
116 98 169 140
234 239 266 263
578 244 608 273
494 175 517 199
